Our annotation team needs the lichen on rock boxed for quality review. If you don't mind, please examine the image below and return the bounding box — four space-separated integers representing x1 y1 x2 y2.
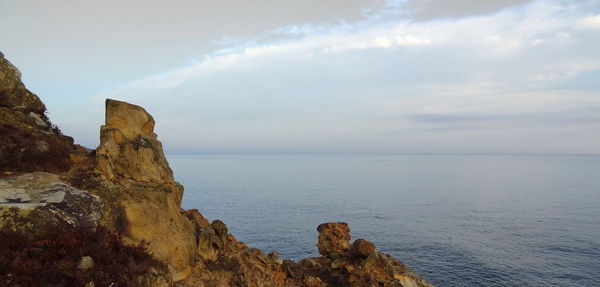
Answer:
0 172 102 229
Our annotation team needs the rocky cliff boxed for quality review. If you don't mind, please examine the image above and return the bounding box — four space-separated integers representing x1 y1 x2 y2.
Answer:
0 52 434 287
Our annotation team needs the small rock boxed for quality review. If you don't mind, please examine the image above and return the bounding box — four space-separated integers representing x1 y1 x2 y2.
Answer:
283 260 301 279
299 258 322 269
350 239 376 259
302 275 322 287
211 219 228 238
268 251 283 265
78 256 94 270
330 259 345 269
316 222 351 256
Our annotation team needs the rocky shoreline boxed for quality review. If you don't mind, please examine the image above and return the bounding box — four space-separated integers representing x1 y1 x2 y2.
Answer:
0 51 434 287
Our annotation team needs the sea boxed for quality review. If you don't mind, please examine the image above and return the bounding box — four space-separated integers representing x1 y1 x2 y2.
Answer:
169 154 600 287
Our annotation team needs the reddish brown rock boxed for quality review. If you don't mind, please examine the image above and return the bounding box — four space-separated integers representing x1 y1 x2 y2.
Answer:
350 239 377 259
317 222 351 256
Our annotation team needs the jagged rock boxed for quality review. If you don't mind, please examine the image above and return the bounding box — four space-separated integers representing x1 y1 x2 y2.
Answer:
350 239 376 259
183 209 211 229
96 99 175 184
197 226 218 261
0 52 73 173
211 219 228 238
317 222 351 256
0 172 102 228
0 52 45 113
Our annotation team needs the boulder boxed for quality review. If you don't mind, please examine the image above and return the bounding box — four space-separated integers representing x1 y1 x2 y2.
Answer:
317 222 351 256
0 172 102 229
350 239 376 259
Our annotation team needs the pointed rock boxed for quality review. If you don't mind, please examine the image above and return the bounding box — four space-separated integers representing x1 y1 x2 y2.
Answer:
96 99 174 183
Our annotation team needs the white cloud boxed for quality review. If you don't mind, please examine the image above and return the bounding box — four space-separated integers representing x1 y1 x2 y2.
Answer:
95 0 600 154
579 14 600 28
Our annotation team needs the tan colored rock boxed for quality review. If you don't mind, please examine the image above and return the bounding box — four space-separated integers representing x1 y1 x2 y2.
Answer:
96 99 175 184
350 239 376 259
183 209 211 229
317 222 351 256
92 99 196 281
118 186 197 282
302 275 322 287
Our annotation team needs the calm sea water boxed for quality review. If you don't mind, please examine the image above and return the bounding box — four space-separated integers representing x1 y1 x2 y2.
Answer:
170 154 600 286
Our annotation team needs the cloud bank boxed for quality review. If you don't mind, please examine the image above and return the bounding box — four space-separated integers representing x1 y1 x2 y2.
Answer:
98 0 600 154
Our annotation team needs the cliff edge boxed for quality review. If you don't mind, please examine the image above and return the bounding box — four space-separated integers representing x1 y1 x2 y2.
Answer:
0 52 434 287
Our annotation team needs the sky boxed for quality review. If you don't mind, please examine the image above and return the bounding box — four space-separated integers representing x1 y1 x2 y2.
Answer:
1 0 599 154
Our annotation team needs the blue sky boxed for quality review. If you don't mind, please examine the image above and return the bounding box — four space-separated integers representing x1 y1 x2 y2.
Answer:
2 0 599 154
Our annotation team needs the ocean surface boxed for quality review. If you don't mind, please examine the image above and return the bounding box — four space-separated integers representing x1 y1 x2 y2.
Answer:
170 154 600 286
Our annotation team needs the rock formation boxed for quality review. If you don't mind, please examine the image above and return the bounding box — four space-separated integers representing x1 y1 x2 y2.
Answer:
0 51 434 287
317 222 352 256
96 99 174 184
0 52 73 173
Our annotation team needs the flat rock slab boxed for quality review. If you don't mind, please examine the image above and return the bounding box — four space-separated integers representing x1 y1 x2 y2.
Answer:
0 172 102 226
0 188 31 203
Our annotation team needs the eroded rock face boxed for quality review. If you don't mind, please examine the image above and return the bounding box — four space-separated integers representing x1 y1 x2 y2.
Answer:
91 99 194 281
317 222 352 256
0 52 45 113
96 99 174 184
117 185 197 282
0 52 73 173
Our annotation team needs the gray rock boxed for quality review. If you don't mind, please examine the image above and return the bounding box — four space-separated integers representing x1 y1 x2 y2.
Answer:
0 188 31 203
0 172 103 227
28 111 48 128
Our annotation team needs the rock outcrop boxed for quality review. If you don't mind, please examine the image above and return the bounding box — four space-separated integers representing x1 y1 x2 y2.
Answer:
96 99 174 184
0 52 73 173
93 99 194 280
0 52 434 287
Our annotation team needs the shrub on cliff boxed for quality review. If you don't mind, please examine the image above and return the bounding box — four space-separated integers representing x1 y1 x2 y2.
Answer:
0 220 166 287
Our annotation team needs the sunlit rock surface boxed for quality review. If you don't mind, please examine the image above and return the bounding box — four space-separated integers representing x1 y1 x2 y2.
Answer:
96 99 175 184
